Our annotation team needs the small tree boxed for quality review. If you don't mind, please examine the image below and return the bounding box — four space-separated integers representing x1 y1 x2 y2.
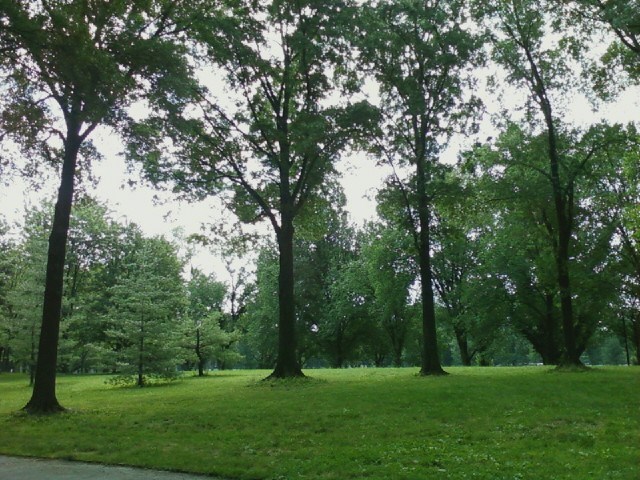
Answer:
182 269 241 375
106 236 186 387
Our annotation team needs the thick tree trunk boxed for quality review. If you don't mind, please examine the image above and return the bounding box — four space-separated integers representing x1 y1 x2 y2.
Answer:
268 215 303 379
416 158 446 376
541 293 562 365
556 223 581 366
547 131 581 367
454 326 472 366
23 134 81 413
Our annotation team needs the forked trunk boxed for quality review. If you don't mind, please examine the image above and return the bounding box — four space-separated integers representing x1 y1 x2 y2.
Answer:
454 326 471 366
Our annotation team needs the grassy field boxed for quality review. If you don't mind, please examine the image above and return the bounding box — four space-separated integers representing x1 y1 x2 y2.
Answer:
0 367 638 479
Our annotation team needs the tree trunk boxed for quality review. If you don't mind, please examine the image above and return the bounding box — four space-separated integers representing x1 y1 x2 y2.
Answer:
556 220 581 367
138 314 145 387
268 214 303 379
541 293 562 365
196 327 205 376
23 134 81 413
416 155 446 376
548 148 581 367
454 325 472 366
538 68 581 367
632 316 640 366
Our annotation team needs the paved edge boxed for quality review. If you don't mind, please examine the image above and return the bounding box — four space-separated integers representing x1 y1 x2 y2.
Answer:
0 454 230 480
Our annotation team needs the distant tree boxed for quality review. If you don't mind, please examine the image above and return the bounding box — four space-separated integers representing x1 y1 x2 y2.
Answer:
320 252 375 368
106 236 186 387
3 210 48 382
429 167 502 365
59 197 125 373
182 269 242 375
240 248 279 369
360 224 417 367
0 217 19 372
0 0 195 412
589 123 640 364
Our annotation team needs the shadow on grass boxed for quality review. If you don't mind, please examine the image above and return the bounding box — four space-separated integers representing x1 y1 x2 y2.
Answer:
184 372 250 379
551 364 594 373
248 375 328 390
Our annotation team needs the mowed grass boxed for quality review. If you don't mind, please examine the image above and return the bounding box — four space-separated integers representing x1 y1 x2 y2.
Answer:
0 367 638 479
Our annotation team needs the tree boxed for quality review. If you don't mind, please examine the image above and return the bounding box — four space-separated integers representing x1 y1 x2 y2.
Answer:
320 251 375 368
462 120 633 364
239 247 279 369
106 235 186 387
429 168 500 365
55 197 126 373
561 0 639 93
182 269 242 375
360 224 417 367
356 0 482 375
3 210 48 381
0 0 194 412
130 0 375 378
0 217 19 372
589 123 640 364
484 0 626 366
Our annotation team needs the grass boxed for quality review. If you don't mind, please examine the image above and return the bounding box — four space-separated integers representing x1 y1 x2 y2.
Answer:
0 367 638 479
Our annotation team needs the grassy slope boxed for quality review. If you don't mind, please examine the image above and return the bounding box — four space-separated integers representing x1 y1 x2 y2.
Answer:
0 367 638 480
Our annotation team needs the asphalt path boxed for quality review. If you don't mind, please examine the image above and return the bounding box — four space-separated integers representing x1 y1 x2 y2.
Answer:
0 455 227 480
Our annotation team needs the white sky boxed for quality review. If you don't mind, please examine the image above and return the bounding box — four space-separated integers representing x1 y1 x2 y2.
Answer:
1 77 638 281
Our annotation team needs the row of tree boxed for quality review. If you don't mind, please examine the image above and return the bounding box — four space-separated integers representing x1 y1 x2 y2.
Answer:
0 0 638 412
0 174 636 384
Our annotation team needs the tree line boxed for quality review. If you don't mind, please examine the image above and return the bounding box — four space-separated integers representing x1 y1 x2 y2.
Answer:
0 190 635 381
0 0 638 413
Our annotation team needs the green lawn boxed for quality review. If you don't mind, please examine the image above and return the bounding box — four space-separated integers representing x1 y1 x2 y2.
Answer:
0 367 638 479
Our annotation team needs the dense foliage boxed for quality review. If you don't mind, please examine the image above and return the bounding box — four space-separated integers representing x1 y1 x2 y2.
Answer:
0 0 638 403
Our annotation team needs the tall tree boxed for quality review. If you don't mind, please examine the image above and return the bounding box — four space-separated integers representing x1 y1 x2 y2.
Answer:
485 0 634 366
357 0 482 375
463 120 633 364
130 0 374 378
0 0 194 411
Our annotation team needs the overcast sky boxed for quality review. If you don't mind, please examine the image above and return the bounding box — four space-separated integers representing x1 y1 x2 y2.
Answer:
1 77 638 280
